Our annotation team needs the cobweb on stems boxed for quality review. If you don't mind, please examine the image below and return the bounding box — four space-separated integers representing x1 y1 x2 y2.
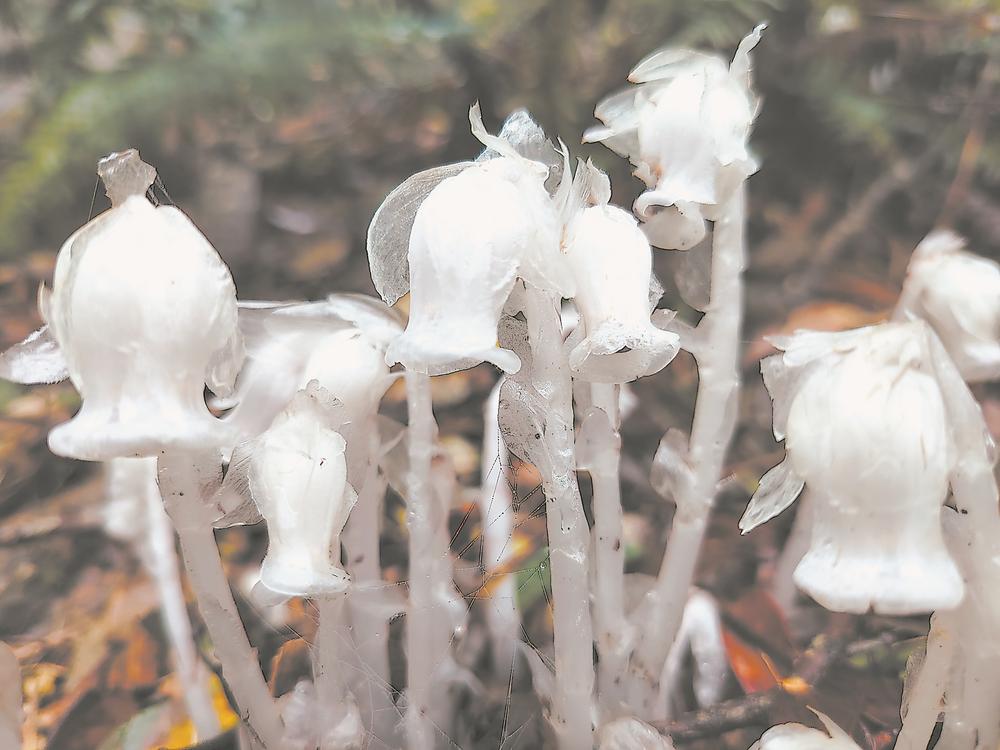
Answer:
238 403 557 750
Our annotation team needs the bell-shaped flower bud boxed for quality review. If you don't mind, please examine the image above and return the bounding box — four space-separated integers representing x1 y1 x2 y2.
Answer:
584 26 764 250
741 321 963 615
897 229 1000 382
597 717 674 749
562 161 679 382
42 150 243 461
372 105 570 375
221 295 400 442
249 383 357 598
749 710 861 750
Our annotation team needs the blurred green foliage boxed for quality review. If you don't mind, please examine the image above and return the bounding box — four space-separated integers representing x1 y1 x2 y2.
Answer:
1 0 999 260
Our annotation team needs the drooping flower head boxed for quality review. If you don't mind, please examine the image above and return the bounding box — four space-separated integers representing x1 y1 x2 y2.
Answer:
896 229 1000 382
597 717 674 750
31 150 243 461
220 294 401 444
585 26 764 250
247 382 356 599
368 105 572 375
561 160 679 382
749 710 861 750
741 320 964 615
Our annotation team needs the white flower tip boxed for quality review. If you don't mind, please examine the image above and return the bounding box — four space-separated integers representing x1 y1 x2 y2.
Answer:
97 148 157 207
753 710 861 750
913 227 966 260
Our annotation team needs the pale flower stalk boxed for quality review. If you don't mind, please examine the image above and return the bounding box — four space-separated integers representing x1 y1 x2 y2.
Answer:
402 370 453 750
479 379 521 673
627 183 747 716
500 285 595 749
577 383 630 715
897 331 1000 750
104 458 220 740
586 28 762 717
369 107 588 748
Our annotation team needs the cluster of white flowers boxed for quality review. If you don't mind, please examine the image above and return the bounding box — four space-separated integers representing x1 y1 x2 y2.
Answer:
4 21 1000 750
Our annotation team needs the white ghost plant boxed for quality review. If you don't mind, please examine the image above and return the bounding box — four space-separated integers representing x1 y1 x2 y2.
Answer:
741 321 964 615
749 710 862 750
597 717 675 750
247 383 357 599
221 294 400 444
896 229 1000 382
372 105 571 375
584 26 764 250
37 150 243 461
562 160 679 383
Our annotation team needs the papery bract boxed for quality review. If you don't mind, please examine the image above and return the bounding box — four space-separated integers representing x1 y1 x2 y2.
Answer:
584 26 763 250
742 321 963 615
249 384 357 598
562 162 679 382
42 152 242 461
897 229 1000 382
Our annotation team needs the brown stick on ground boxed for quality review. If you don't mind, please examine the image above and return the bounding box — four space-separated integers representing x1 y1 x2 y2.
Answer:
654 619 866 743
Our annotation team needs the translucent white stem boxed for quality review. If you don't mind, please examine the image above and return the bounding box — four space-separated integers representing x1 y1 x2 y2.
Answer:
589 383 629 716
897 615 954 748
631 185 746 716
403 371 452 750
343 432 398 743
772 493 812 614
897 332 1000 748
315 595 353 735
523 287 595 750
158 452 285 749
140 479 220 740
480 380 520 673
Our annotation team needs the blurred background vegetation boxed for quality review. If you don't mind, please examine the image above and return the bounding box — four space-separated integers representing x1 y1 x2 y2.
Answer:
2 0 999 291
2 1 1000 748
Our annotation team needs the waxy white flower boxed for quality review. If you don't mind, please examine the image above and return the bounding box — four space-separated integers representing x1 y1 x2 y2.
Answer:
562 161 679 382
221 295 400 443
741 321 964 614
749 710 861 750
896 229 1000 382
584 26 764 250
38 150 242 461
597 717 674 750
371 105 571 375
248 384 357 598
